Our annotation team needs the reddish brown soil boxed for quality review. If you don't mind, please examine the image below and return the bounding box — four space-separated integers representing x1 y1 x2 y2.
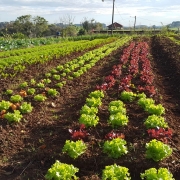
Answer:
0 36 180 180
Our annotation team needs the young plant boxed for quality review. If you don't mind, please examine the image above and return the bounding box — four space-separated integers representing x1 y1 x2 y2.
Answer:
45 160 79 180
56 65 64 71
144 115 168 129
102 164 131 180
10 95 23 103
36 82 45 88
43 78 51 84
105 130 125 140
55 82 64 88
5 89 13 95
79 114 99 127
53 74 61 80
34 94 47 102
103 138 128 158
138 97 155 109
47 88 59 97
120 91 136 102
145 139 173 161
108 113 129 128
27 88 36 95
62 140 87 159
86 97 102 107
108 100 126 114
145 104 165 115
68 124 89 141
0 100 11 110
30 78 36 85
147 127 172 143
19 102 33 114
45 73 52 78
80 104 98 115
19 81 28 88
88 90 104 98
4 110 23 123
140 167 175 180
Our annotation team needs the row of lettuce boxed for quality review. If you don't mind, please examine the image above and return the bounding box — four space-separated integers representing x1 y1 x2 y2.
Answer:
0 37 132 122
45 41 175 179
0 37 120 78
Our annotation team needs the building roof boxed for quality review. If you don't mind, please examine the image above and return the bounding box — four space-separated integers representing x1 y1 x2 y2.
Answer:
107 22 123 28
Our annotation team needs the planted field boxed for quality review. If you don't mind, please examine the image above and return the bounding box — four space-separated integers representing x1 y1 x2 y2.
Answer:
0 35 180 180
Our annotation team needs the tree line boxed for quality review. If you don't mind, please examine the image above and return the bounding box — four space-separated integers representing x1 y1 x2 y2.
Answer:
0 15 105 38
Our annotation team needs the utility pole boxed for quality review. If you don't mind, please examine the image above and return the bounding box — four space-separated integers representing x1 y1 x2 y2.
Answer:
111 0 115 35
102 0 115 35
134 16 136 31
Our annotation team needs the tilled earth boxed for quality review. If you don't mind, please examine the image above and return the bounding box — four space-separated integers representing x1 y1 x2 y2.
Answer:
0 36 180 180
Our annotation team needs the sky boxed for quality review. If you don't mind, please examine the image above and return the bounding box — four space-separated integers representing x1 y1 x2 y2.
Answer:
0 0 180 27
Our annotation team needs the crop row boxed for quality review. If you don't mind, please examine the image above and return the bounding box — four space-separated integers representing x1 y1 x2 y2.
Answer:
0 37 118 78
0 37 62 51
0 37 132 122
0 40 89 58
43 41 175 179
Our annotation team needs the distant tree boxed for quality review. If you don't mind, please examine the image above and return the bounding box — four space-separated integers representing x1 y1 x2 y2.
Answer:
12 15 49 37
81 18 103 33
77 28 86 36
13 15 33 37
62 25 78 37
32 16 48 37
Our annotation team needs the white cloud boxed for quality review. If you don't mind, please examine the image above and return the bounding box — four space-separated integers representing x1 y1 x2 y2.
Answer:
0 0 179 26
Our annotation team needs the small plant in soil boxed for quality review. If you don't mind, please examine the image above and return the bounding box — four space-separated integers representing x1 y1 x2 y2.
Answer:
103 138 128 158
45 73 51 78
53 74 61 80
108 100 126 114
45 160 79 180
43 78 51 84
34 94 47 102
62 140 87 159
19 81 28 88
144 115 168 129
4 110 23 123
88 90 104 98
147 127 173 143
102 164 131 180
120 90 136 102
145 104 165 115
5 89 13 95
55 82 64 88
140 167 175 180
56 65 63 71
0 100 11 110
79 114 99 127
138 97 155 109
105 130 125 140
19 102 33 114
145 139 173 161
47 88 59 97
68 124 90 141
27 88 36 95
108 113 129 128
30 78 36 85
36 82 45 88
86 97 102 107
80 104 98 115
10 94 23 103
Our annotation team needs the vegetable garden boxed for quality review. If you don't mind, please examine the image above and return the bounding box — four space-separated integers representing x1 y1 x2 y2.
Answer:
0 34 180 180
